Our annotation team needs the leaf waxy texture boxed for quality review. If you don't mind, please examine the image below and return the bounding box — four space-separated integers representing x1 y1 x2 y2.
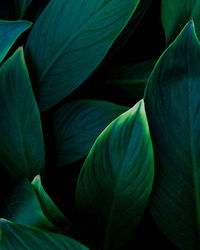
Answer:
76 100 154 249
25 0 140 111
0 178 67 232
0 219 89 250
32 175 71 231
144 22 200 249
161 0 200 44
53 99 128 167
0 20 31 63
0 48 45 181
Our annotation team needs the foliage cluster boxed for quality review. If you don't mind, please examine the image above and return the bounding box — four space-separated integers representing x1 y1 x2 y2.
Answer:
0 0 198 249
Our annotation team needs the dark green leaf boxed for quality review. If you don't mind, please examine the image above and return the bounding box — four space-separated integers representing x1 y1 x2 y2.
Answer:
0 20 31 64
32 175 71 231
0 48 45 181
14 0 32 18
105 0 152 61
53 99 128 167
0 219 89 250
161 0 200 45
144 21 200 249
104 58 156 103
76 100 154 249
25 0 140 111
0 178 70 232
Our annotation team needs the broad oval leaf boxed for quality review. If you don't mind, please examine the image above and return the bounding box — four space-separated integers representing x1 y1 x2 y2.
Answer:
32 175 71 231
53 99 128 167
161 0 200 45
0 219 89 250
0 47 45 181
0 177 70 232
144 22 200 249
0 20 31 63
14 0 32 19
25 0 140 111
76 100 154 249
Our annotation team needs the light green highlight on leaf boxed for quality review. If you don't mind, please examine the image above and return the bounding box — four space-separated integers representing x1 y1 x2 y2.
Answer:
0 20 32 64
25 0 140 111
0 47 45 181
53 99 128 167
76 100 154 249
144 21 200 249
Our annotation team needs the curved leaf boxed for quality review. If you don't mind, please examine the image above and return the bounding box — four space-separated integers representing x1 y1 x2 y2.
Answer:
25 0 140 111
105 0 152 60
0 20 31 63
76 100 154 249
32 175 71 231
0 219 89 250
104 58 156 103
161 0 200 45
0 48 45 181
0 178 70 232
53 99 128 167
144 22 200 249
14 0 32 18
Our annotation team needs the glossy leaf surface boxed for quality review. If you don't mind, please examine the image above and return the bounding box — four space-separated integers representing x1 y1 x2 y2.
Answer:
53 99 128 167
32 175 71 231
0 20 31 63
0 219 89 250
144 22 200 249
76 100 154 249
0 178 58 231
0 48 45 181
161 0 200 44
25 0 140 111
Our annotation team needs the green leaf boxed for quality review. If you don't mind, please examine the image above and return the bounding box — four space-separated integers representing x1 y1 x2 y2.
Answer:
76 100 154 250
144 21 200 249
161 0 200 45
0 20 31 64
104 58 156 103
25 0 140 111
0 178 70 232
53 99 128 167
0 219 89 250
14 0 32 18
0 48 45 181
32 175 71 231
106 0 152 60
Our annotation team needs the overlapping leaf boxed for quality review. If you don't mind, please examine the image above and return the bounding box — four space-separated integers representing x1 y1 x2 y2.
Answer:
161 0 200 45
104 58 156 103
0 20 31 63
14 0 32 18
32 175 70 231
1 177 70 232
144 22 200 249
25 0 140 111
0 219 89 250
76 100 154 249
0 48 45 181
105 0 152 60
53 99 128 167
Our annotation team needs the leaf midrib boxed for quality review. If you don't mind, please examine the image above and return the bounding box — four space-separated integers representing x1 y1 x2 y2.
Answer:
38 0 136 84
